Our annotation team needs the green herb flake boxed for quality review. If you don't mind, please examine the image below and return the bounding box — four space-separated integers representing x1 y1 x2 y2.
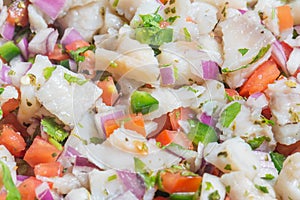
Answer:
293 29 300 39
208 190 221 200
69 45 94 63
112 0 119 7
220 102 241 128
255 184 269 193
238 48 249 56
51 152 57 157
224 164 232 171
247 136 269 150
0 161 21 199
8 70 16 76
41 117 68 143
43 66 56 80
187 120 218 145
107 174 117 182
0 88 4 95
261 174 275 180
225 185 231 193
134 157 156 189
217 151 228 157
64 73 88 85
0 109 2 120
166 16 179 24
270 152 286 173
90 137 103 145
183 27 191 42
205 181 214 191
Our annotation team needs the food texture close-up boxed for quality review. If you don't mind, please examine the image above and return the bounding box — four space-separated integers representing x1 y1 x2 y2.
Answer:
0 0 299 199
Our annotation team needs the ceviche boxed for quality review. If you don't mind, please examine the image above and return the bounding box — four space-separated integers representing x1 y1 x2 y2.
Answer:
0 0 299 199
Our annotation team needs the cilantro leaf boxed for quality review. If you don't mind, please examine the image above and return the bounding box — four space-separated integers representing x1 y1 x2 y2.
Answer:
69 45 95 63
134 157 156 189
270 152 286 173
220 102 241 128
0 161 21 200
247 136 270 150
238 48 249 56
41 117 68 143
255 184 269 193
187 120 218 145
43 66 56 80
261 174 275 180
208 190 221 200
135 27 173 46
183 27 191 42
64 73 87 85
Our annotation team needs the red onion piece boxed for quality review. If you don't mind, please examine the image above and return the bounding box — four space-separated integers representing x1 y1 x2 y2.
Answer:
249 92 263 99
202 60 219 80
73 156 98 173
238 9 247 15
61 28 84 46
198 112 214 126
117 170 146 200
17 37 29 60
271 40 288 75
97 110 125 135
0 64 12 84
68 59 77 72
32 0 66 20
64 146 81 158
1 22 15 40
160 66 175 85
17 175 29 182
47 30 59 53
35 182 54 200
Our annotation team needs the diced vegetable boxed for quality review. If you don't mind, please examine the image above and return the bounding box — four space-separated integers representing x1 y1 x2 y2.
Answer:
219 102 241 128
239 60 280 97
104 114 146 137
1 98 19 117
47 44 69 61
7 0 29 27
65 40 90 52
97 76 119 106
169 193 196 200
277 5 294 32
156 130 177 146
23 137 62 167
0 160 21 200
135 27 173 46
158 170 202 194
0 125 26 157
34 162 63 177
187 120 218 145
270 152 286 173
18 177 42 200
0 41 21 62
168 107 194 131
41 117 68 143
130 91 159 115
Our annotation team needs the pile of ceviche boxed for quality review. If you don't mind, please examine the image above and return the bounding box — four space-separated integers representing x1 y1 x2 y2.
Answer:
0 0 299 199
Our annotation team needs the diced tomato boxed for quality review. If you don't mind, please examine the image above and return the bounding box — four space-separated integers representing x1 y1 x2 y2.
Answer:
7 0 29 27
65 40 90 52
159 0 168 4
0 113 29 139
24 137 62 167
262 107 272 120
34 162 63 177
156 130 176 146
0 125 26 157
97 76 119 106
104 114 146 137
277 5 294 32
239 60 280 97
18 177 42 200
47 44 69 61
1 98 19 117
155 129 192 149
276 140 300 156
168 107 194 131
159 171 202 194
225 88 239 97
280 41 293 60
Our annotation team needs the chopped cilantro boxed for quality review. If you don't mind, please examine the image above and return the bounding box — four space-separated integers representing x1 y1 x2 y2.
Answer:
90 137 103 145
217 151 228 157
64 73 87 85
107 174 117 182
112 0 119 7
208 190 220 200
220 102 241 128
270 152 286 173
225 185 231 193
261 174 275 180
255 184 269 193
41 117 68 143
134 157 156 189
0 161 21 200
0 88 4 95
238 48 249 56
187 120 218 145
247 136 270 150
69 45 95 63
43 66 56 80
183 27 191 42
224 164 232 170
205 181 214 191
